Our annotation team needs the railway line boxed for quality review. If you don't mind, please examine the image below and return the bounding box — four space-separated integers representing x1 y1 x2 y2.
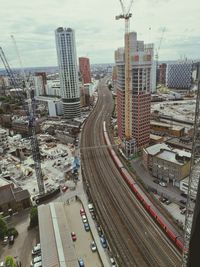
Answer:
81 78 182 266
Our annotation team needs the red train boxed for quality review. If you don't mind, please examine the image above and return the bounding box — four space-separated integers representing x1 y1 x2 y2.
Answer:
103 121 184 251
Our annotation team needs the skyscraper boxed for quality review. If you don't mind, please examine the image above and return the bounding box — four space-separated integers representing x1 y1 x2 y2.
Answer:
115 32 153 154
79 57 92 84
55 27 80 119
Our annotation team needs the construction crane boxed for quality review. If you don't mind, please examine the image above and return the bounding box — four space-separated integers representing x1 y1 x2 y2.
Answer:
155 27 165 84
182 62 200 267
116 0 134 140
0 45 45 195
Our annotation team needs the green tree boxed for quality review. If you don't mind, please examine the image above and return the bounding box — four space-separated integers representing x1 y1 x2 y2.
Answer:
0 217 8 239
5 256 15 267
29 206 38 229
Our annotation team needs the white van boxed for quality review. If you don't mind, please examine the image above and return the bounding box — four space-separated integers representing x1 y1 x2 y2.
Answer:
31 255 42 266
33 262 42 267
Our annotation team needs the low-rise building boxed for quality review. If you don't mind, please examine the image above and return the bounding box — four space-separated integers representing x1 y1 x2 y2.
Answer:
143 143 170 170
0 181 31 213
152 149 191 186
150 120 185 137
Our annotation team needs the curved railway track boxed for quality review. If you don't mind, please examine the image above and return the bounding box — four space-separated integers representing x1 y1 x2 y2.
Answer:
81 78 182 266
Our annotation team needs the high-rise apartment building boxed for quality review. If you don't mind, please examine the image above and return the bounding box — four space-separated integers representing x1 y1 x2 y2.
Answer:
34 72 47 96
79 57 92 84
158 63 167 85
55 27 80 119
115 32 153 154
166 61 192 89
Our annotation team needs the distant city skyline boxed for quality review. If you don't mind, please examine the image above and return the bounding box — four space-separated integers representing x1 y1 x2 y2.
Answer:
0 0 199 67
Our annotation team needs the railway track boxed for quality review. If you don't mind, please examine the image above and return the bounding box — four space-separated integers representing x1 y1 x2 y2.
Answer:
81 78 182 266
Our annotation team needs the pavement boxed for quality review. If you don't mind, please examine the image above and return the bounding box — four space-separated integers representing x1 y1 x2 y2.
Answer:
55 165 112 267
0 209 39 267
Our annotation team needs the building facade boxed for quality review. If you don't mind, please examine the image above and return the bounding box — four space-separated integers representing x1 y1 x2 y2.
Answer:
115 32 153 152
34 72 47 96
166 62 192 89
0 128 8 153
55 27 80 119
79 57 91 84
158 63 167 85
152 149 191 185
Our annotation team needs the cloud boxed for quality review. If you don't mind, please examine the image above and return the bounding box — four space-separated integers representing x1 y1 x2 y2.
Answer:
0 0 199 67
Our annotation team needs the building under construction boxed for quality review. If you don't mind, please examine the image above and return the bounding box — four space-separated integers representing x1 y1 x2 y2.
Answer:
115 31 154 156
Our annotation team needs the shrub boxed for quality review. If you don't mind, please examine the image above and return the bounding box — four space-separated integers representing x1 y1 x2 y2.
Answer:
5 255 16 267
7 228 18 238
0 217 8 239
29 207 38 229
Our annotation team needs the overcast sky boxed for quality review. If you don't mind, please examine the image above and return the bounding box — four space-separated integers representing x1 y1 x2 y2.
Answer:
0 0 199 67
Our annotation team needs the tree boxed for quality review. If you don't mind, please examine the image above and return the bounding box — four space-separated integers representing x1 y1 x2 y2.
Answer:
0 217 8 239
29 207 38 229
5 256 15 267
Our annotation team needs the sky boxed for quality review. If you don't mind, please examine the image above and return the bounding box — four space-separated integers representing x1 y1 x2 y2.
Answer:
0 0 199 67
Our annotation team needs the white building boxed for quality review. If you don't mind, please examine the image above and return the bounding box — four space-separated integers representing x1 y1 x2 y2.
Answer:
46 80 61 96
35 96 63 117
55 27 80 119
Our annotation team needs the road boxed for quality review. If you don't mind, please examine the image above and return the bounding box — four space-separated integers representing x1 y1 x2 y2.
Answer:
81 77 182 267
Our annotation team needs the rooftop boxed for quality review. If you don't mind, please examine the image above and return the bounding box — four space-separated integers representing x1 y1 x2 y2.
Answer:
144 143 170 156
156 150 186 165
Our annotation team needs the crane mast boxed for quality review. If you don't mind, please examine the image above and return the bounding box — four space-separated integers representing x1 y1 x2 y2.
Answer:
0 45 45 195
182 62 200 266
116 0 134 140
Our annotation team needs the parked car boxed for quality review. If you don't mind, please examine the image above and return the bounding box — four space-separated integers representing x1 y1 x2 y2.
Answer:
159 182 167 187
32 243 41 256
110 257 117 267
159 197 168 203
30 255 42 267
71 232 77 241
180 199 187 205
80 208 86 216
62 186 68 192
181 192 187 198
100 236 107 248
153 179 159 184
180 208 186 215
165 200 172 205
82 215 87 224
78 258 84 267
8 235 14 245
84 223 90 232
90 241 97 252
33 262 42 267
2 236 8 246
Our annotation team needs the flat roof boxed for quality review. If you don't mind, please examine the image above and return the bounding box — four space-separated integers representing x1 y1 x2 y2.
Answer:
145 143 170 156
150 121 184 130
38 202 78 267
150 134 163 140
156 150 184 165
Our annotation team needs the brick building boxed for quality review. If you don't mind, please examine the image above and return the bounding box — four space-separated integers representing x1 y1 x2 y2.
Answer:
115 31 154 154
79 57 92 84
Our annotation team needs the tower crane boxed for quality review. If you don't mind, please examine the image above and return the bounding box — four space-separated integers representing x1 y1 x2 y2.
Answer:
116 0 134 140
182 62 200 267
0 45 45 195
155 27 165 84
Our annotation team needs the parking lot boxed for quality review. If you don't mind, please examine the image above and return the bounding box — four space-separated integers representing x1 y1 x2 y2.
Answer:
65 200 103 267
0 209 39 266
155 195 186 225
